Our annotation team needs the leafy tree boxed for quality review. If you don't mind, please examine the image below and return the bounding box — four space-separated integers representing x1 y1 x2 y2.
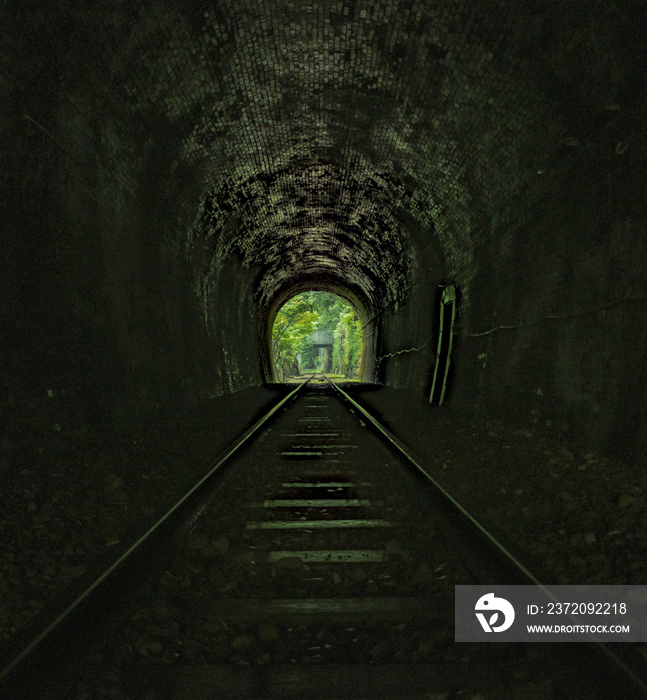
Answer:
271 295 318 380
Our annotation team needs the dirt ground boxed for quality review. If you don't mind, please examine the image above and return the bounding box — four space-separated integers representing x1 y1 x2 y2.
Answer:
354 385 647 587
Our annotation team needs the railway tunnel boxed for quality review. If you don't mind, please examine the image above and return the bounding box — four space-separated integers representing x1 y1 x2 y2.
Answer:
4 0 647 454
2 0 647 691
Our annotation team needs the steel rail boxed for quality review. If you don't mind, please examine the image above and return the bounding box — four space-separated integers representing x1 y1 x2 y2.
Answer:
0 378 312 698
324 375 647 698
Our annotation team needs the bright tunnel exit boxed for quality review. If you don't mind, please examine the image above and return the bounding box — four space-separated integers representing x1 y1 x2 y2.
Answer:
271 291 364 382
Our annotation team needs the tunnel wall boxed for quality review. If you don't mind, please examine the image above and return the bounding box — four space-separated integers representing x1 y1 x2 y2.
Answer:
0 9 261 471
455 146 647 464
377 221 446 392
3 0 647 474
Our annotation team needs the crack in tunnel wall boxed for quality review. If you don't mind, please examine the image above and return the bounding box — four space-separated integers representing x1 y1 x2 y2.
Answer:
1 0 647 467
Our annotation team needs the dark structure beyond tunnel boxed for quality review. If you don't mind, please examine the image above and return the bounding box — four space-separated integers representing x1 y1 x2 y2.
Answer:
2 0 647 467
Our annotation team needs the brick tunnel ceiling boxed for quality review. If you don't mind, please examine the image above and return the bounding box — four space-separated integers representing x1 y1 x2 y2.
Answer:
79 0 641 313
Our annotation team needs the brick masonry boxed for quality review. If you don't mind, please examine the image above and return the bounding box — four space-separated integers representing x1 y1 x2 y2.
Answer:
1 0 646 466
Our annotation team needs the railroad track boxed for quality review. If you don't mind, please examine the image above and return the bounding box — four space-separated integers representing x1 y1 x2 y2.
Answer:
1 377 646 699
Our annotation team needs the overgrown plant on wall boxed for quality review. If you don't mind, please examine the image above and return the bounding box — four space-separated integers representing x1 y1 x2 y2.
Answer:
331 308 362 378
272 292 363 380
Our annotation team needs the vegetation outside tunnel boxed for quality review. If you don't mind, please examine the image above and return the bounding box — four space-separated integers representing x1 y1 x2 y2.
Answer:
272 292 363 381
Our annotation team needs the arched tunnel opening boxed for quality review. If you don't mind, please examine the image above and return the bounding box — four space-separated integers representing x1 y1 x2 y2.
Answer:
266 287 374 383
3 1 647 685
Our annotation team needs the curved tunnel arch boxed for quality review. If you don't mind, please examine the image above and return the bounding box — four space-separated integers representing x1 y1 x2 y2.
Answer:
3 0 647 462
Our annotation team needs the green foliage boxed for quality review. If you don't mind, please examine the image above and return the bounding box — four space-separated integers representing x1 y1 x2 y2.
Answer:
271 291 363 380
271 295 318 380
332 309 362 378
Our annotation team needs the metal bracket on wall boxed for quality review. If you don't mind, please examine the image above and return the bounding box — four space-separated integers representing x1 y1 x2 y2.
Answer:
429 284 456 405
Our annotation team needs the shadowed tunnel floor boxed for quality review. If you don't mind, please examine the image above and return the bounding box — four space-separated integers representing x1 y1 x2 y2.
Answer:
1 383 645 647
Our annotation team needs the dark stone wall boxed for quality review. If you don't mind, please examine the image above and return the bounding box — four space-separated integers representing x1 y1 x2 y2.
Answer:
0 2 262 472
377 220 447 392
458 146 647 464
444 3 647 466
